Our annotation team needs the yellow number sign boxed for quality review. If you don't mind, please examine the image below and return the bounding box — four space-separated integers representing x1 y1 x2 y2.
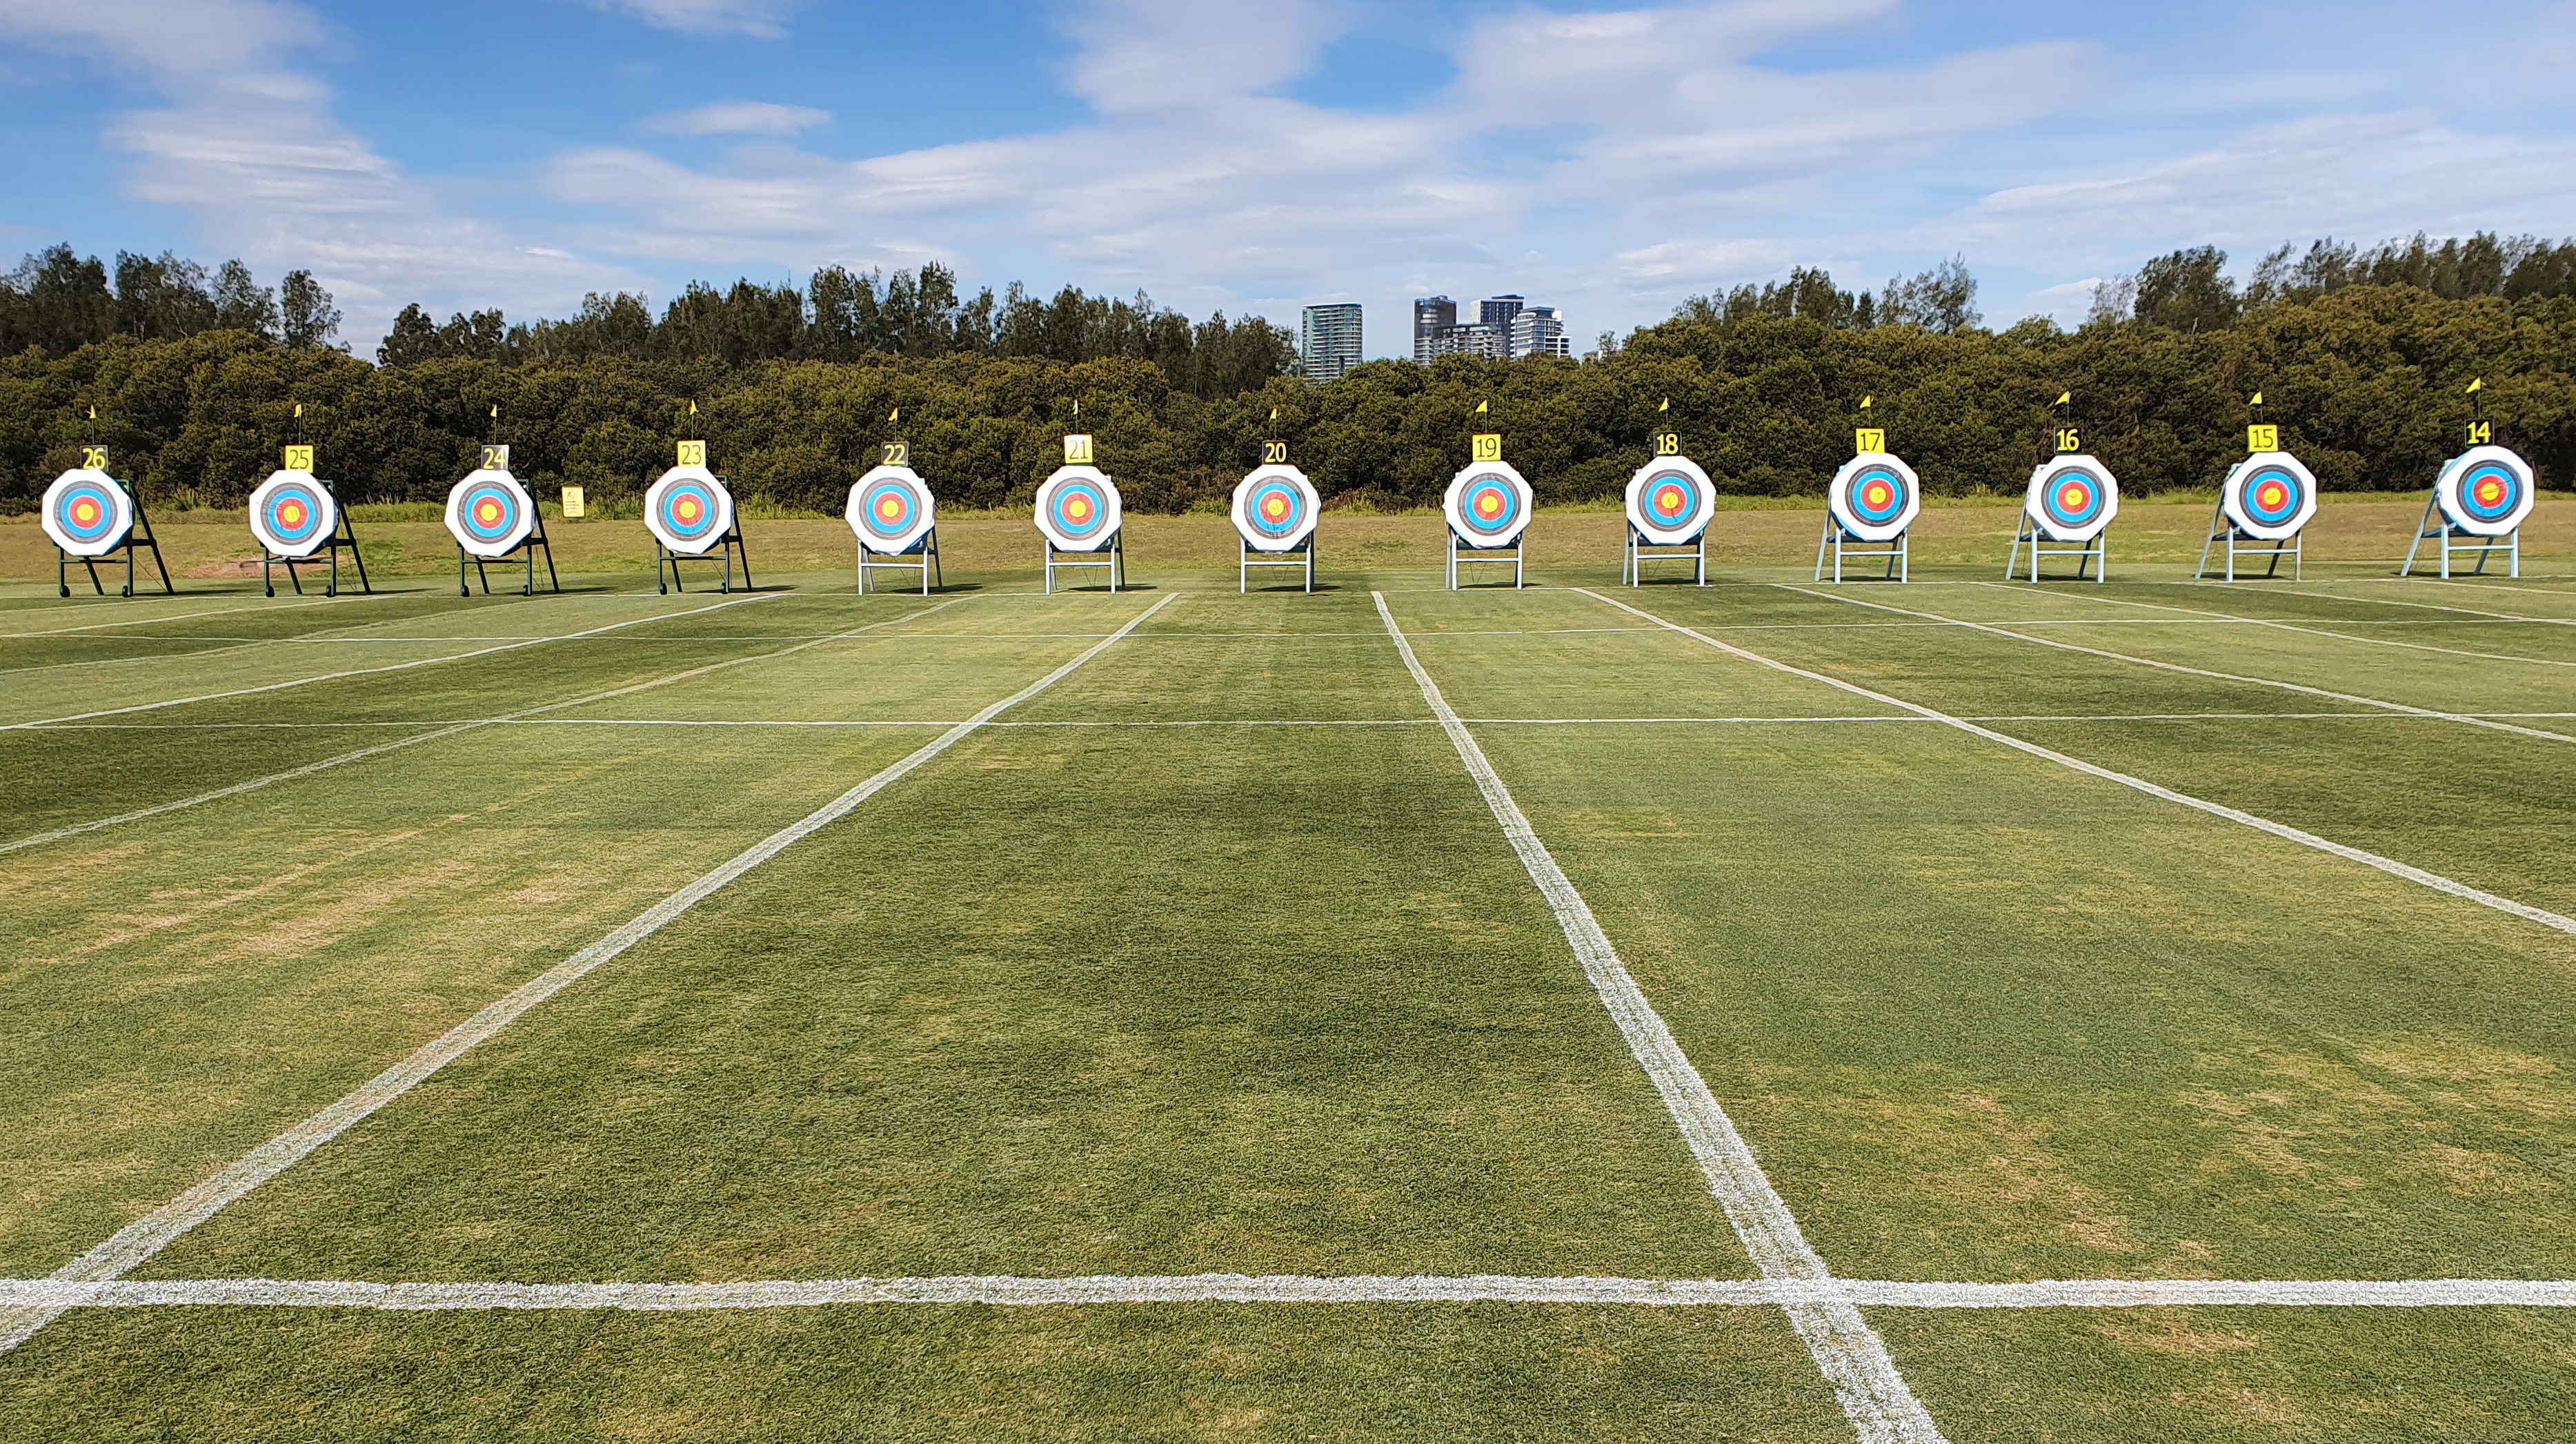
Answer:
1652 433 1681 457
1854 428 1885 454
881 441 910 466
2246 424 2278 453
479 444 510 471
1064 434 1094 464
2467 420 2493 446
79 445 108 471
677 439 708 468
284 445 315 472
2054 426 2081 454
1471 433 1503 462
561 486 585 519
1261 439 1289 464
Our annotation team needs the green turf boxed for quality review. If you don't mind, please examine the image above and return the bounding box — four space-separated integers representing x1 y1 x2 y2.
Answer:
4 563 2576 1438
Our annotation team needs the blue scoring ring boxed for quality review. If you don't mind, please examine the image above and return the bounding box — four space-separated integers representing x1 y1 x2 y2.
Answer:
2041 467 2106 528
1049 478 1111 541
1845 465 1910 527
858 477 920 542
1458 473 1523 538
2456 462 2524 524
1641 469 1705 529
52 481 121 544
1244 477 1308 539
261 479 329 547
656 479 724 543
457 479 525 544
2237 464 2305 528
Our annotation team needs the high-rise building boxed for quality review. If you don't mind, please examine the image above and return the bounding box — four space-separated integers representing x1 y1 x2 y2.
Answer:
1478 295 1525 334
1510 305 1569 360
1428 322 1508 362
1300 303 1363 384
1412 296 1457 365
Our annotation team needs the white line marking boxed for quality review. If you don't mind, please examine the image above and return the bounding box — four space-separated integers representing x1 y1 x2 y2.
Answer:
1965 580 2576 668
0 593 405 637
0 600 969 858
6 1273 2573 1312
1374 591 1943 1444
1776 585 2576 747
1585 589 2576 939
31 711 2576 735
2190 582 2576 627
1 593 781 731
0 592 1177 1357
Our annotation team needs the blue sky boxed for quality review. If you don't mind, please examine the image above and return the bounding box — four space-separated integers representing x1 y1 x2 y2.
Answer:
1 0 2570 359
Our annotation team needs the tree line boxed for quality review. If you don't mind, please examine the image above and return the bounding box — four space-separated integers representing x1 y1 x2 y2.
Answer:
1 235 2567 522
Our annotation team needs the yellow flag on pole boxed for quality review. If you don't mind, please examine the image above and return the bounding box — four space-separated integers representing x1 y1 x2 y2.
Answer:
2466 378 2484 394
2053 391 2070 406
2249 391 2263 406
1861 395 1872 408
889 408 899 424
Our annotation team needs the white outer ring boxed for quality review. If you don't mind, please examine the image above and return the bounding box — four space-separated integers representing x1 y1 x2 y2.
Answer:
2433 444 2535 537
1827 452 1922 544
246 470 339 559
2219 451 2319 541
1623 455 1716 546
1034 464 1123 553
2023 454 2121 543
41 468 135 557
444 468 537 558
1443 460 1534 548
644 464 736 556
1229 464 1321 552
846 465 938 554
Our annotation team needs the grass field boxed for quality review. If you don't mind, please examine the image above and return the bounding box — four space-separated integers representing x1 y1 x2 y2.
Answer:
2 517 2574 1441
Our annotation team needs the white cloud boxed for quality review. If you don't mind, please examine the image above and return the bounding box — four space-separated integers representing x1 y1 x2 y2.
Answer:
577 0 801 39
642 100 831 136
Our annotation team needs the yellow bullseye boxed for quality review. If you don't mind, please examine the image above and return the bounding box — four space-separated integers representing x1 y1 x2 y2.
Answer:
1262 495 1288 520
70 500 99 525
2058 483 2086 511
1476 493 1501 517
878 496 903 520
475 500 502 525
1066 495 1092 522
675 497 702 523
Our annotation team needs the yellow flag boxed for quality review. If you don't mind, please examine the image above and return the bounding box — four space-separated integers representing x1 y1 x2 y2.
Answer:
688 399 698 415
1474 399 1489 414
88 405 97 421
2249 391 2262 406
490 404 499 419
1861 395 1872 409
1658 397 1670 413
293 401 304 418
1269 407 1279 421
2053 391 2070 406
2466 377 2484 393
1073 399 1080 415
889 408 900 423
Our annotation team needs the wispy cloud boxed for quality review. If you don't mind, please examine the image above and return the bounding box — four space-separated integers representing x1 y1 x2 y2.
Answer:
642 100 831 136
576 0 802 39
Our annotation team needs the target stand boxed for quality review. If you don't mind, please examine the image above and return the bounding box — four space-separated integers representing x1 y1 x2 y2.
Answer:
1816 447 1919 584
45 450 173 598
850 457 942 594
1447 531 1523 589
2402 444 2533 579
1234 459 1320 593
2196 449 2317 582
446 448 561 597
2008 453 2118 584
1625 527 1703 585
648 444 753 594
1624 453 1712 586
252 452 370 597
1445 452 1533 590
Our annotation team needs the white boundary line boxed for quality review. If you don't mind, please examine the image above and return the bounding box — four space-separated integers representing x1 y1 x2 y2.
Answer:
1374 591 1943 1444
6 1272 2572 1312
28 711 2576 733
1583 589 2576 939
1774 584 2576 747
0 593 783 731
0 593 407 637
0 599 970 858
1965 580 2576 669
0 591 1177 1357
2194 582 2576 627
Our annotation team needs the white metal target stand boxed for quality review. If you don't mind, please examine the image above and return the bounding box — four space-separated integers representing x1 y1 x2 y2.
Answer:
1045 531 1124 593
1447 531 1523 589
262 479 372 598
2006 515 2104 582
2196 507 2299 581
1624 526 1705 585
2401 496 2518 579
1241 533 1313 593
1814 522 1905 583
859 530 941 595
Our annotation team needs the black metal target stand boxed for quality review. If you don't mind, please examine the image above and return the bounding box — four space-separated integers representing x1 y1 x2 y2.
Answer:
264 479 372 597
658 525 754 594
460 508 562 597
56 449 173 599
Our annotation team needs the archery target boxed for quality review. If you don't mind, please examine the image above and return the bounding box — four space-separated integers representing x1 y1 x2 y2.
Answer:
2023 454 2120 543
847 464 937 554
445 468 536 558
247 469 338 559
2433 445 2535 537
645 464 735 555
2220 451 2317 541
1444 461 1534 547
1827 453 1922 544
1231 464 1320 552
1624 456 1716 546
41 468 134 557
1035 464 1122 551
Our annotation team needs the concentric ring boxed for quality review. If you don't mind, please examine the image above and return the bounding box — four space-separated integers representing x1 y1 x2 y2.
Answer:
1623 455 1715 546
1444 462 1533 547
2433 445 2535 537
248 469 339 558
847 465 938 553
1826 451 1921 543
43 469 135 557
1231 464 1320 551
2023 455 2120 542
1035 465 1124 552
444 468 536 558
2219 451 2317 540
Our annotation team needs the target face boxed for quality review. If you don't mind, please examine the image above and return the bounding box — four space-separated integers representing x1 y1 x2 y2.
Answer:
248 469 339 558
1230 464 1320 552
1443 461 1534 547
444 468 536 557
645 464 735 555
1623 455 1714 546
2220 451 2317 540
2024 454 2120 542
2434 445 2534 537
1827 451 1922 543
846 464 938 553
41 468 135 557
1035 464 1123 551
